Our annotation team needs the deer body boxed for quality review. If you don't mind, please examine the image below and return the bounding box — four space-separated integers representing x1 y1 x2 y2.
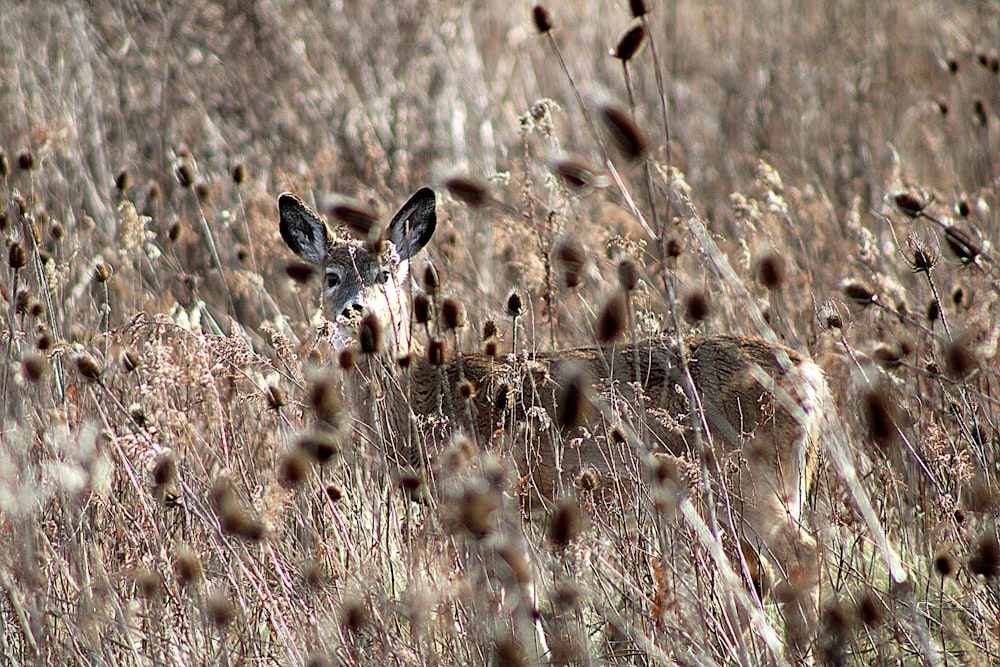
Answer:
279 188 825 660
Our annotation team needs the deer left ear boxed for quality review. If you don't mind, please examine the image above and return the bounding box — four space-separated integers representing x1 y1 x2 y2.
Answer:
387 188 436 260
278 193 331 265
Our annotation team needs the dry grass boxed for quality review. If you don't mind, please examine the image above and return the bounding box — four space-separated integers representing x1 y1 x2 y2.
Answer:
1 1 999 665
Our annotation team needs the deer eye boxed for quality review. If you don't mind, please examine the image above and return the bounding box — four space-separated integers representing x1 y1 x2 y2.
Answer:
377 269 391 284
326 271 341 290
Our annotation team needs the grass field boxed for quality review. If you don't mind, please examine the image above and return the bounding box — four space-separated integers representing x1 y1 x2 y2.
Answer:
2 1 999 664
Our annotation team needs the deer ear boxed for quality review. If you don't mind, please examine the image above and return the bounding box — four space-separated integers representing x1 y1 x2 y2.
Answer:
278 193 331 264
387 187 436 260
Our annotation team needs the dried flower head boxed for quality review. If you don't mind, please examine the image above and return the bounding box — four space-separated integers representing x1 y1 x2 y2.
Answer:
413 293 432 324
893 192 925 218
629 0 648 17
297 432 340 464
756 252 786 290
92 262 112 283
329 197 379 240
8 242 28 270
308 375 342 424
358 313 383 354
175 163 194 189
505 290 524 317
74 353 104 382
18 151 34 171
551 158 600 193
683 290 710 322
817 298 845 331
115 170 131 192
943 225 981 265
173 547 203 586
970 534 1000 578
532 5 553 33
338 347 357 370
422 264 440 294
841 281 876 307
599 105 648 159
556 361 592 430
325 484 344 502
444 175 489 208
482 319 498 340
427 338 445 366
613 24 647 61
279 450 310 488
206 591 235 627
21 353 48 383
555 238 586 288
441 298 466 330
906 233 939 272
863 389 896 447
548 499 582 547
231 163 246 185
617 257 639 292
597 291 627 344
264 384 286 410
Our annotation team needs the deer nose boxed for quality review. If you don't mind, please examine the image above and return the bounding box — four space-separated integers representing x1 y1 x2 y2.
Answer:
341 303 365 319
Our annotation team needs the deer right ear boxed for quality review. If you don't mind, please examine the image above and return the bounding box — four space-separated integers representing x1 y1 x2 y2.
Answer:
278 193 331 264
387 187 436 260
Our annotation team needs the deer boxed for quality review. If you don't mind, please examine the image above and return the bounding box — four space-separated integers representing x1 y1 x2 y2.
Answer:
278 187 828 662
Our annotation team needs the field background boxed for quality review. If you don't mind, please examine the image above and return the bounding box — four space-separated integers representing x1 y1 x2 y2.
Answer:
2 1 999 665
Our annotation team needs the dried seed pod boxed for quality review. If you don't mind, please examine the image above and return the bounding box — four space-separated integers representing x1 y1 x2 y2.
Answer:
482 319 498 340
596 291 627 344
841 281 876 307
613 24 647 61
92 262 112 283
297 432 340 464
173 547 203 586
18 151 34 171
817 299 845 331
599 105 648 159
115 170 131 192
532 4 553 33
555 361 592 430
8 242 27 270
555 238 586 288
308 375 342 423
206 592 235 627
338 347 357 370
358 313 383 354
629 0 648 17
444 175 489 208
121 349 141 372
74 353 104 382
863 389 896 447
551 158 599 192
21 353 48 382
617 257 639 292
427 338 445 366
195 182 211 203
329 197 379 240
325 484 344 502
969 534 1000 578
505 290 524 317
231 163 246 185
413 293 431 324
893 193 925 218
265 384 286 410
279 450 310 488
548 499 582 547
422 264 440 294
441 298 466 330
683 290 710 322
943 226 981 265
175 163 194 188
755 252 785 290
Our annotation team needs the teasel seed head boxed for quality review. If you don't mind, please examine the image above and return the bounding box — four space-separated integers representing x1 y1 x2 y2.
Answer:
278 450 310 488
934 551 954 578
613 24 647 61
8 242 27 270
18 151 34 171
551 157 600 193
596 290 628 344
841 280 876 307
617 257 639 292
756 252 785 290
195 182 211 203
893 192 925 218
683 290 710 323
817 298 845 331
943 225 981 265
0 152 8 178
92 262 112 283
264 384 286 410
422 264 439 294
665 237 682 258
308 374 342 424
329 197 379 241
444 175 489 208
231 163 246 185
413 293 432 324
427 338 446 366
576 468 600 491
969 534 1000 579
857 591 885 628
21 353 48 383
599 105 648 159
297 431 340 465
505 290 524 317
338 347 357 370
74 353 104 382
14 290 32 315
206 591 235 627
556 361 592 430
173 547 203 586
548 499 582 547
115 170 131 192
441 298 466 330
945 339 978 379
325 483 344 502
358 313 383 354
175 163 194 189
863 389 896 447
458 379 476 400
906 232 939 272
121 349 141 372
484 337 499 357
532 4 553 33
629 0 649 17
555 237 586 288
482 319 498 340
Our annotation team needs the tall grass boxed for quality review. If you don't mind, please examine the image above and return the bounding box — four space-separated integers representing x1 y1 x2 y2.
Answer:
1 1 998 664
